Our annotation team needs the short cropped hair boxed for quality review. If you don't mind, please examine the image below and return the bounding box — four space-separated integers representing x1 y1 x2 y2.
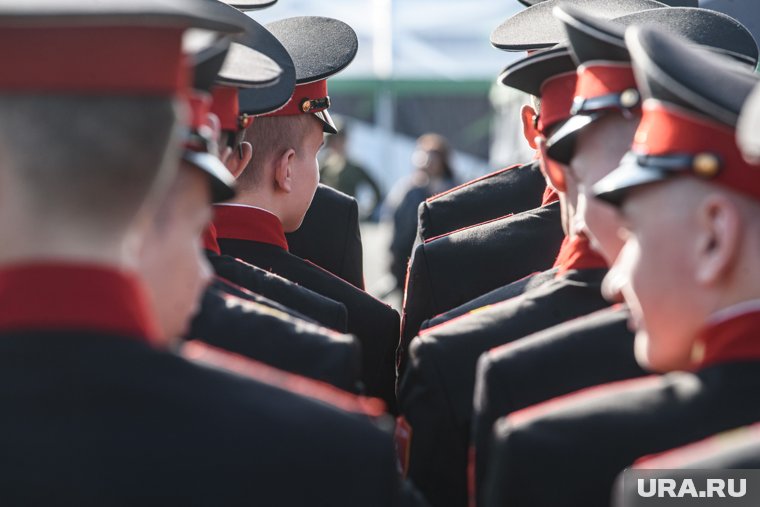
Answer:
237 114 315 190
0 95 180 235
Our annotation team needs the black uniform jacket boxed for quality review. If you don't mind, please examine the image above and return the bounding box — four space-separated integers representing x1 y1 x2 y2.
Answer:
397 238 609 507
214 204 400 412
420 269 558 331
0 263 402 506
286 183 365 289
189 284 363 392
399 201 564 372
205 229 349 332
484 309 760 507
417 161 547 242
210 276 317 323
472 305 647 507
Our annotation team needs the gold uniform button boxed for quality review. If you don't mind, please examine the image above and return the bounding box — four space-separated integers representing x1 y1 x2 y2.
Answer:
692 153 720 178
620 89 640 109
301 100 312 113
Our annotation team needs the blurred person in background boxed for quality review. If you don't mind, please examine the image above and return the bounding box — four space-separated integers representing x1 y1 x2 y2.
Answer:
320 118 383 220
384 133 457 291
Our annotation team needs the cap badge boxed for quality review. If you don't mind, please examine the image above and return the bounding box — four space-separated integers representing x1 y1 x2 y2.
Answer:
620 89 640 109
300 96 331 113
692 153 721 178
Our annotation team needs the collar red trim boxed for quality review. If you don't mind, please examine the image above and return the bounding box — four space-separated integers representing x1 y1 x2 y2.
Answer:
634 101 760 200
694 309 760 370
0 263 160 344
575 62 636 102
538 71 577 134
0 26 188 95
265 80 329 117
202 223 221 255
552 233 608 276
213 205 289 251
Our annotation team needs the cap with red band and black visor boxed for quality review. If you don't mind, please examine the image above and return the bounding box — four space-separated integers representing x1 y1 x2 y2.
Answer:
262 16 359 135
592 26 760 207
184 2 296 203
0 0 247 96
490 0 666 138
545 4 759 165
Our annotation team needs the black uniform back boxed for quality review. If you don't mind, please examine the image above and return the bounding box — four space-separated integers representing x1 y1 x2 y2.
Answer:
208 250 349 332
399 202 564 371
417 161 546 242
189 285 363 392
420 269 558 331
398 266 610 507
286 183 365 289
472 305 647 506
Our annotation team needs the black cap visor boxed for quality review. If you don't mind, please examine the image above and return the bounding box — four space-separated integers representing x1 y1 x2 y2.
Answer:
183 150 236 203
592 152 670 206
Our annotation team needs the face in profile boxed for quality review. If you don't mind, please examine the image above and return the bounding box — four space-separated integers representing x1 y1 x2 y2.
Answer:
138 164 214 346
604 180 703 372
569 114 640 265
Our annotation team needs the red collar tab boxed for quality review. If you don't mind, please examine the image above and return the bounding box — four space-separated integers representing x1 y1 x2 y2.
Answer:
552 233 608 276
694 309 760 369
571 62 640 116
633 101 760 198
265 80 330 118
0 26 189 95
210 85 253 132
0 263 160 344
538 71 577 134
202 223 221 255
542 186 560 206
213 205 289 251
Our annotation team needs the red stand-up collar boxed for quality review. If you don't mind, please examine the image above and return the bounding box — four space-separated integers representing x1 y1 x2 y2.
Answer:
0 263 160 344
202 223 221 255
213 204 289 251
694 308 760 370
552 234 608 277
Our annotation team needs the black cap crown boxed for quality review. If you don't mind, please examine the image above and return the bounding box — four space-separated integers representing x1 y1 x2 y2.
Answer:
491 0 666 51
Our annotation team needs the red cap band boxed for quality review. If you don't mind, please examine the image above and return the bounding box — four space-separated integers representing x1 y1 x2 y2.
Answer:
0 26 188 95
538 71 577 133
575 62 637 101
266 79 329 117
634 101 760 200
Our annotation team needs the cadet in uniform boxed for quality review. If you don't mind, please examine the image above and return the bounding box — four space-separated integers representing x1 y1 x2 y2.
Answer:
0 1 406 505
138 25 364 392
471 6 758 504
213 16 399 411
484 25 760 507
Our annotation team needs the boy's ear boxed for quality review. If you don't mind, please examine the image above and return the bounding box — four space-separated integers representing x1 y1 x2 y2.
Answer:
521 104 541 150
274 148 297 193
223 142 253 179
